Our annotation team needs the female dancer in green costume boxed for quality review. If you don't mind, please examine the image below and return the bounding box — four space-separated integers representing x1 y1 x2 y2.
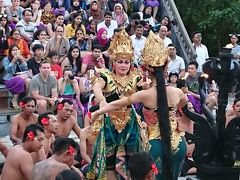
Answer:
87 29 147 180
91 31 188 180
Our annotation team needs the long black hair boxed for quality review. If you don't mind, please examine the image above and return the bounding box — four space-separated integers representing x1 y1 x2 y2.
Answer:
67 45 82 74
154 66 173 180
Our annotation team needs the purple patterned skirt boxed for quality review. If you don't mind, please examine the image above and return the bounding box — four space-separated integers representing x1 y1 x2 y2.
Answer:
4 77 25 94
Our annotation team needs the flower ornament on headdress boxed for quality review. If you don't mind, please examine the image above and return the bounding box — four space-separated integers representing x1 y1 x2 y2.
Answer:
141 31 169 67
58 103 64 111
19 101 25 108
27 131 35 141
41 117 49 126
108 29 134 61
68 146 75 155
151 163 159 175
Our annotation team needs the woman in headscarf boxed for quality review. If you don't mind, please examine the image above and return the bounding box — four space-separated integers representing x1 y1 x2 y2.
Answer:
87 0 104 25
112 3 129 28
90 31 188 180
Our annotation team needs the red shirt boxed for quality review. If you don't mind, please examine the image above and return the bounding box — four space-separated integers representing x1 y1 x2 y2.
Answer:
51 64 63 80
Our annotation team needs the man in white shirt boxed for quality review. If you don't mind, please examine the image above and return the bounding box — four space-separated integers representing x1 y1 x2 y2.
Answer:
167 43 185 78
97 11 118 39
159 25 172 47
192 31 209 72
130 24 146 67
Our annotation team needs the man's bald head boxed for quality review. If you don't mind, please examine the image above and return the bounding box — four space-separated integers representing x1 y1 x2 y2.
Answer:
159 26 168 38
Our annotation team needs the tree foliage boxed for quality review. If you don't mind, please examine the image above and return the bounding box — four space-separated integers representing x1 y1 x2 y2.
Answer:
175 0 240 56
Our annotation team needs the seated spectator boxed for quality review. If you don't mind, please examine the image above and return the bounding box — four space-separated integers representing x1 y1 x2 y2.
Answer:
3 45 29 109
0 0 5 14
61 45 82 76
125 12 141 36
45 25 70 63
50 0 71 10
46 13 66 37
29 60 58 114
8 29 31 59
81 44 105 75
92 27 110 55
16 9 36 43
49 51 63 80
86 0 104 25
55 99 82 139
97 11 118 39
167 43 185 78
69 28 91 53
2 124 44 180
56 169 81 180
112 3 129 28
138 5 155 27
140 0 159 22
58 67 84 119
65 0 86 21
107 0 127 12
30 29 48 54
27 44 45 76
0 14 12 38
65 13 86 38
86 19 97 38
159 25 172 47
10 96 38 145
31 112 59 163
168 71 179 88
40 2 55 26
30 0 42 24
130 24 146 66
31 137 82 180
5 0 24 29
128 151 156 180
160 16 172 37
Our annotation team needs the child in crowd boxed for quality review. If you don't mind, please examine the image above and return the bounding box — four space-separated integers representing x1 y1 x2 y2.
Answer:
49 51 63 80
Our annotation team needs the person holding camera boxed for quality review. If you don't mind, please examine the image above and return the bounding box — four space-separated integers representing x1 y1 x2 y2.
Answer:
58 67 83 120
3 45 28 109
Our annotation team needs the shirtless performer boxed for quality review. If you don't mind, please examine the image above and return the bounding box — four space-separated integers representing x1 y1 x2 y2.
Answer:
10 97 38 144
32 112 59 163
80 117 101 164
31 137 83 180
1 124 44 180
55 99 81 139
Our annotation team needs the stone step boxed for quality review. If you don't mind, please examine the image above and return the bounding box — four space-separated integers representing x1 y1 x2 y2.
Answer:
0 85 12 108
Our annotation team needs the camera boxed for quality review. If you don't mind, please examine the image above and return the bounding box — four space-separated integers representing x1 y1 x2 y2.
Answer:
68 74 75 80
12 14 17 18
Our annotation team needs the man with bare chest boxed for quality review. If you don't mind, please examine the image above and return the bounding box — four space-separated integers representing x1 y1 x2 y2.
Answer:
55 99 81 139
32 112 59 163
1 124 44 180
10 97 38 144
31 137 83 180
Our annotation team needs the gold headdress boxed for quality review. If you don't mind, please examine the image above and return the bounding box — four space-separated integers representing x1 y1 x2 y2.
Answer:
108 29 134 61
142 31 169 67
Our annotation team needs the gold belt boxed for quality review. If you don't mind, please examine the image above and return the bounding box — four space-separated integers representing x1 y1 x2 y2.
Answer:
147 122 184 151
108 109 131 133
